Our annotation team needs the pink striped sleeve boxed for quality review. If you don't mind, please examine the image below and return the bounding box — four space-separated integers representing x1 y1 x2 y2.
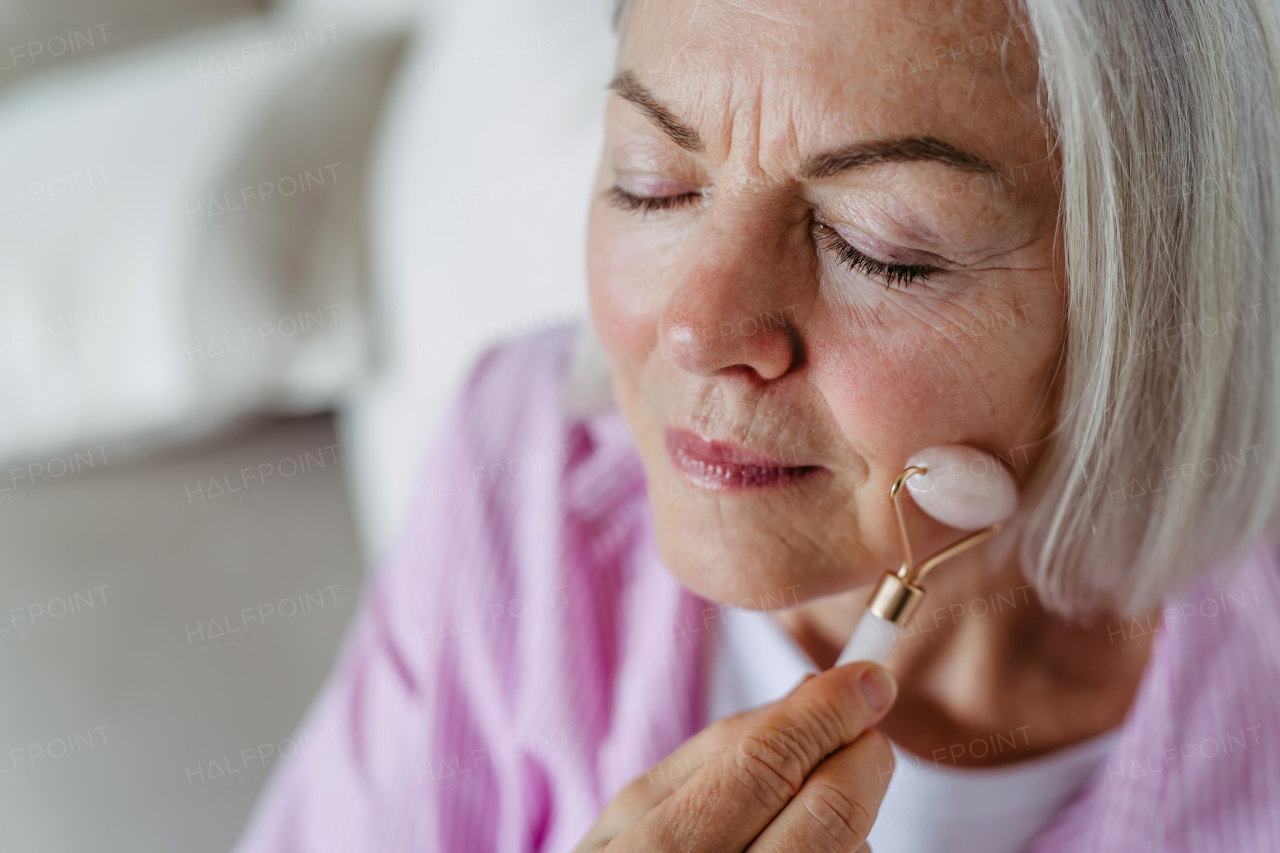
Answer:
230 326 706 853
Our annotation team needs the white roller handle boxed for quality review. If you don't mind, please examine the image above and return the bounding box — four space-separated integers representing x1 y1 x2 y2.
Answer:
833 444 1017 669
834 610 902 667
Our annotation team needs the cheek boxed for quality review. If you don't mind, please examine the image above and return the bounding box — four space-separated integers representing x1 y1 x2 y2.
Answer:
587 207 665 372
808 332 945 477
805 283 1063 475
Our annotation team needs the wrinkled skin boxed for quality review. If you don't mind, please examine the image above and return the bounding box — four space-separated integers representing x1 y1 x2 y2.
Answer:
588 0 1062 608
578 0 1151 849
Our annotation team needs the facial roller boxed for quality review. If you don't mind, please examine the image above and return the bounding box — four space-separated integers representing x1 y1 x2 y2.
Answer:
834 445 1018 668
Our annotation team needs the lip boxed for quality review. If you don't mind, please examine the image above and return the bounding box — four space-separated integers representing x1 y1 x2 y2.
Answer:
664 427 824 490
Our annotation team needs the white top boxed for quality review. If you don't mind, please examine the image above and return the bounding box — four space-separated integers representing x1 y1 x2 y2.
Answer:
706 608 1122 853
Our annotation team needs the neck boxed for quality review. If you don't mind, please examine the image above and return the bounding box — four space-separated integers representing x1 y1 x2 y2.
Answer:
772 545 1155 766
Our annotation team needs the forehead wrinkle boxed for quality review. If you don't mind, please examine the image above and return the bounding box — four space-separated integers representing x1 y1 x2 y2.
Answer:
655 0 709 80
713 0 814 29
627 0 1046 189
688 53 768 178
756 69 811 182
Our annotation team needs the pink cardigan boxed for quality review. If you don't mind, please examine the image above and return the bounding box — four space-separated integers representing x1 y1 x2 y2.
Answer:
234 326 1280 852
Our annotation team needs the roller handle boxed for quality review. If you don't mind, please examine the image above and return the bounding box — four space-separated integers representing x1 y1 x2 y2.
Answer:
834 610 902 667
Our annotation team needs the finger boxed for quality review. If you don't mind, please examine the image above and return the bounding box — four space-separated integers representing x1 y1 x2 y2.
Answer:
638 668 816 795
615 662 898 852
747 727 894 852
624 671 813 811
576 703 779 850
579 673 819 850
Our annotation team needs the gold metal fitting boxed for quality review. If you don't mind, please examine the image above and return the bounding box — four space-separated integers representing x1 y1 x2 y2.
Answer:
867 572 924 624
867 466 1005 626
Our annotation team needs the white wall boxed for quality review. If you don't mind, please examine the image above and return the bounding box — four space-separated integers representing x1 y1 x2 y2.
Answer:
344 0 616 561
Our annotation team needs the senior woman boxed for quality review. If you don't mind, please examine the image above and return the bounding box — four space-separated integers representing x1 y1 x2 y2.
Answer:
235 0 1280 850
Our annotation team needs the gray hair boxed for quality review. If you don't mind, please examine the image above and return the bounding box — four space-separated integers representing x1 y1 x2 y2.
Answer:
609 0 1280 618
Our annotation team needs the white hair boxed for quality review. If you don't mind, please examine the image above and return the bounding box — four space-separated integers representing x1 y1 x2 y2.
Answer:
609 0 1280 618
1014 0 1280 617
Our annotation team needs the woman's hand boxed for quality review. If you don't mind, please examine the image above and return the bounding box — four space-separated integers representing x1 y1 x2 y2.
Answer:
575 661 898 852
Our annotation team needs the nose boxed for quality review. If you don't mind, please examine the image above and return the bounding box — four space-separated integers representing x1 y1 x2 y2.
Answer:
659 204 808 381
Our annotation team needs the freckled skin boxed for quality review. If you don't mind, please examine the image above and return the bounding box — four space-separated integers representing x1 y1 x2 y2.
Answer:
588 0 1063 606
587 0 1154 765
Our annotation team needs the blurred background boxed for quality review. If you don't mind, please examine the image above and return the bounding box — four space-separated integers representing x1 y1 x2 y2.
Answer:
0 0 616 849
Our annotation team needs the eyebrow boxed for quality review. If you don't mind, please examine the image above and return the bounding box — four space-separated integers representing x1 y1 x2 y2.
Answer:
797 137 998 179
607 70 706 152
606 69 999 178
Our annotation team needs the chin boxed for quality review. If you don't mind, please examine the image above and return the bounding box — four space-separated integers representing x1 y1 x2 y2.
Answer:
648 498 876 611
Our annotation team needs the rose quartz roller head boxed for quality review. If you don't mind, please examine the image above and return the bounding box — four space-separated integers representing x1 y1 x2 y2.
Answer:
902 445 1019 530
835 445 1018 667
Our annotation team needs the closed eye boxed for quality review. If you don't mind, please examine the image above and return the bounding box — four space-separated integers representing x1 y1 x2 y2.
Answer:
603 185 700 214
605 186 936 289
813 222 936 289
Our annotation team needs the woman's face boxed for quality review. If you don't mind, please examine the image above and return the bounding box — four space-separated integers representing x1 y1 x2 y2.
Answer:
587 0 1065 607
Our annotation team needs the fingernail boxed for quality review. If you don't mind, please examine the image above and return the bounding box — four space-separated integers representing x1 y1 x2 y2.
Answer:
859 665 897 711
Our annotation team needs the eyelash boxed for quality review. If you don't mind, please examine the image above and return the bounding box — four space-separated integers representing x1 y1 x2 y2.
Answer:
603 186 936 289
812 222 935 289
603 185 701 214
